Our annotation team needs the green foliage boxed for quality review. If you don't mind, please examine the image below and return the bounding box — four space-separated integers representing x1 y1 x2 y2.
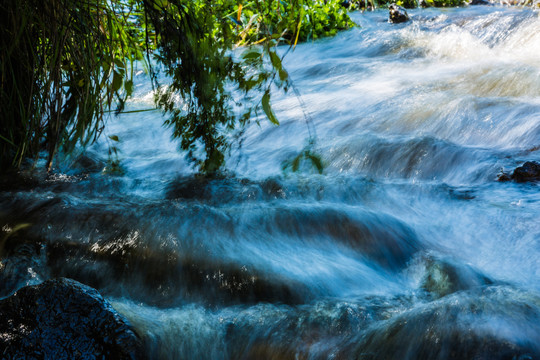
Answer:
232 0 354 43
143 0 278 173
282 147 325 174
423 0 464 7
0 0 354 174
395 0 418 8
378 0 463 8
146 0 354 173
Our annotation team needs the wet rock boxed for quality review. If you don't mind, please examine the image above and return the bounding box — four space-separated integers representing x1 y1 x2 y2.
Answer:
167 176 292 203
70 153 106 173
0 170 43 192
0 224 48 298
47 241 313 306
166 176 260 203
389 4 410 24
271 207 420 271
0 278 142 359
226 301 371 360
241 342 301 360
180 259 313 306
498 161 540 183
0 243 45 298
497 171 512 182
469 0 493 5
511 161 540 182
344 286 540 359
420 256 494 299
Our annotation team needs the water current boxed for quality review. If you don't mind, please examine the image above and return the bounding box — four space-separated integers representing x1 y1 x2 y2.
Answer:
1 5 540 359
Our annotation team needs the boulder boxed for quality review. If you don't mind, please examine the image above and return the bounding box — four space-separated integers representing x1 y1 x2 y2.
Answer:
511 161 540 182
0 278 142 359
389 4 410 24
498 161 540 182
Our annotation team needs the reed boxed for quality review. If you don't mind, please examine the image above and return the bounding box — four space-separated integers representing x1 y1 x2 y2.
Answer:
0 0 142 171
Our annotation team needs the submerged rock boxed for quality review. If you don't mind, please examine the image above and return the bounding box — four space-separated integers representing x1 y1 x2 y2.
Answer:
270 207 420 272
420 256 494 299
0 278 142 359
226 301 374 360
389 4 410 24
47 241 313 307
0 224 48 298
0 243 45 298
70 153 106 173
344 286 540 359
498 161 540 182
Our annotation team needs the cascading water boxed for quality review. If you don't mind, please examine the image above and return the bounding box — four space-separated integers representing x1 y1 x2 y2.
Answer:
1 5 540 359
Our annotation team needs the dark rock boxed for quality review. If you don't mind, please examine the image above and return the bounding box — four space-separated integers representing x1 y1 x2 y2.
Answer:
498 161 540 183
0 242 46 298
389 4 410 24
511 161 540 182
0 224 49 298
166 176 260 203
70 153 106 173
167 176 291 203
497 171 512 182
469 0 493 5
0 278 142 359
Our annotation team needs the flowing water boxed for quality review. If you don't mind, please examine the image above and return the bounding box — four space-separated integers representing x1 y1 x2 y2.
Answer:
2 6 540 359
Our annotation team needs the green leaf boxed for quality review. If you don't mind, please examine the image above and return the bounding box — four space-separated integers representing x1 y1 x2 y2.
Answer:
111 71 123 92
125 80 134 96
279 69 288 82
114 58 125 70
242 49 262 60
262 90 279 125
108 135 119 142
307 153 324 174
292 154 300 172
268 51 282 71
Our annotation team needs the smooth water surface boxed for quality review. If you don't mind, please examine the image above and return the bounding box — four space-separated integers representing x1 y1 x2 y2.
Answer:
1 6 540 359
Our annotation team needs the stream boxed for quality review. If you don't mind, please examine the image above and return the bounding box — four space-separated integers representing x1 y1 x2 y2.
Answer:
1 5 540 359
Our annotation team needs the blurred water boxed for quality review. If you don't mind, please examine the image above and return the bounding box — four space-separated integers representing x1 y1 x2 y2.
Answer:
1 5 540 359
